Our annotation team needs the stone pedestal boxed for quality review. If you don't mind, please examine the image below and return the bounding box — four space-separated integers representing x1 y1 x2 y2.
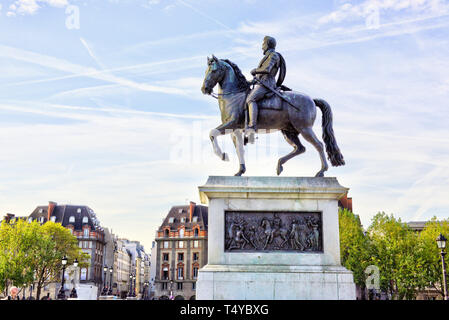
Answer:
196 176 356 300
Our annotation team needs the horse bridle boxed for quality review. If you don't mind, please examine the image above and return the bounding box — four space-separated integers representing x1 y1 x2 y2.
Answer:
209 88 248 99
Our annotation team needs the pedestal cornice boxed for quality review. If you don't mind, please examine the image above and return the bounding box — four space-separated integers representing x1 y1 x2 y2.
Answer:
199 176 348 204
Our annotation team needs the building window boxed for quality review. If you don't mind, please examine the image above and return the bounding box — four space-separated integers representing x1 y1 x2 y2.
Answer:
82 216 88 224
192 216 198 223
194 229 199 237
162 267 169 280
162 282 168 290
39 217 44 223
168 217 174 224
193 267 199 279
28 217 33 223
49 216 56 222
164 229 169 238
177 267 184 279
177 282 183 290
193 253 199 261
179 228 184 238
163 253 169 262
179 241 184 249
178 253 184 261
164 241 169 249
69 216 75 223
77 208 82 213
83 228 89 238
192 282 196 290
80 268 87 281
181 217 186 223
193 240 199 248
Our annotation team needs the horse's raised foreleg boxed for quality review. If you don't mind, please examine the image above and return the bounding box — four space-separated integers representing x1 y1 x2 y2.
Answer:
301 127 329 177
231 130 246 176
209 120 239 162
277 130 306 176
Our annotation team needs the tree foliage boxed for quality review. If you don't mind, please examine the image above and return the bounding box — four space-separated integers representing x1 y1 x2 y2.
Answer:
366 212 423 299
0 219 89 299
339 208 371 288
415 217 449 298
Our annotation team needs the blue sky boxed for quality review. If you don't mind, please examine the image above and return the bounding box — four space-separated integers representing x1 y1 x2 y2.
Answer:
1 0 449 249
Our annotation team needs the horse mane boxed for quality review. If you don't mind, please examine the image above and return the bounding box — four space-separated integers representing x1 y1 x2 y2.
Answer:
221 59 250 90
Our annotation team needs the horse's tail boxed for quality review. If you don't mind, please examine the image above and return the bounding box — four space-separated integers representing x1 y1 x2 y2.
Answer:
313 99 345 167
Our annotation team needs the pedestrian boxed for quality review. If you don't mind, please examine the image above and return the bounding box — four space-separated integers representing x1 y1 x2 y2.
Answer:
41 293 51 300
3 286 20 300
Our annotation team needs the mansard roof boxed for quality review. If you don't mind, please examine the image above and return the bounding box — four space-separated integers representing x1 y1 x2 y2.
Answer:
158 204 208 232
29 203 103 232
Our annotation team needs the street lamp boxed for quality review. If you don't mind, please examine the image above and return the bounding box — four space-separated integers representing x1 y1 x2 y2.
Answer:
29 284 33 300
436 233 448 300
102 265 108 295
57 255 68 299
71 259 79 298
108 267 113 295
129 274 133 297
132 275 136 297
170 279 174 300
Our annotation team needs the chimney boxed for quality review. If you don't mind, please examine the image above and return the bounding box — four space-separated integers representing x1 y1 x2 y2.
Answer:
189 201 196 223
3 213 14 223
48 201 57 221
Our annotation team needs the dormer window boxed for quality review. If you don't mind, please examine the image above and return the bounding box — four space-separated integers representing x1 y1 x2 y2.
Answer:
194 228 199 237
82 216 88 224
178 209 183 214
164 229 169 238
192 216 198 223
50 216 56 222
168 217 174 224
39 208 43 213
179 228 184 238
83 228 89 238
77 208 82 213
69 216 75 223
180 217 186 223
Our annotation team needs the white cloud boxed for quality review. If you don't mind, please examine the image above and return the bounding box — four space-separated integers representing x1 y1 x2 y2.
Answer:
318 0 449 25
6 0 68 16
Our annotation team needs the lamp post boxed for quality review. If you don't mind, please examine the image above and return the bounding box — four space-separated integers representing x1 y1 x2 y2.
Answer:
108 266 113 295
102 266 108 295
436 233 448 300
71 259 78 298
128 274 133 297
133 274 136 297
169 279 174 300
57 255 68 299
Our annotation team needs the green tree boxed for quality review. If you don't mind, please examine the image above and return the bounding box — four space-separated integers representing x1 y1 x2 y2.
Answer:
31 221 89 299
0 219 89 299
367 212 423 299
339 208 371 291
415 217 449 299
0 219 38 295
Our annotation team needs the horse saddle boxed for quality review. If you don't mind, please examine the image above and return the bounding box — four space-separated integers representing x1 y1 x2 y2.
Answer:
258 85 292 110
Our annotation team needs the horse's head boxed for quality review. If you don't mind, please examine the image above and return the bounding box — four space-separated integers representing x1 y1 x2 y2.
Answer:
201 55 225 95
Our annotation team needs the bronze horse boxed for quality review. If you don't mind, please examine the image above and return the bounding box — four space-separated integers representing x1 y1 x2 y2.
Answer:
201 55 345 176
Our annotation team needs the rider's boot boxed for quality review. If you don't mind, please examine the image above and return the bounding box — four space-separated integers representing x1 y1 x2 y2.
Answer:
245 102 258 144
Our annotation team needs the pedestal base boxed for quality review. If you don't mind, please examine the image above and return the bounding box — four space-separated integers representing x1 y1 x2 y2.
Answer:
197 264 355 300
196 176 356 300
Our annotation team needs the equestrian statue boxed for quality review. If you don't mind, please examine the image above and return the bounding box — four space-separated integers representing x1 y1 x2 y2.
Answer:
201 36 345 177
